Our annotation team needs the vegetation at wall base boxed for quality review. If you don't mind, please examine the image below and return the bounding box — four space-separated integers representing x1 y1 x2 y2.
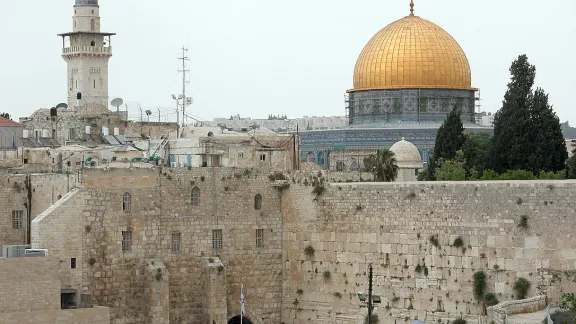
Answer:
513 277 531 299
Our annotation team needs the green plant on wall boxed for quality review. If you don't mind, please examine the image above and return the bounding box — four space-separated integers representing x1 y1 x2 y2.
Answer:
513 278 531 299
304 245 315 256
473 271 487 300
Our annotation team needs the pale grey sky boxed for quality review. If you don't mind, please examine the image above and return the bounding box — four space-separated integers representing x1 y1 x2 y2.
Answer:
1 0 575 124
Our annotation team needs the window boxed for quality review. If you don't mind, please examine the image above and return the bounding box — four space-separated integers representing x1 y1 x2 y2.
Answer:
90 40 95 46
260 154 266 162
93 79 96 88
212 230 222 250
91 19 95 31
172 232 181 252
256 229 264 248
122 192 131 211
191 187 200 205
71 258 77 269
254 194 262 210
238 152 244 159
12 211 23 229
122 231 132 251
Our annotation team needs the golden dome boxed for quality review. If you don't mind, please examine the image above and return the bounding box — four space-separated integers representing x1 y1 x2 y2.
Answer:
353 13 473 91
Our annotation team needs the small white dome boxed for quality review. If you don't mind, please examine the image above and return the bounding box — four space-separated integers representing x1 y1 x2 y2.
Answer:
390 139 422 164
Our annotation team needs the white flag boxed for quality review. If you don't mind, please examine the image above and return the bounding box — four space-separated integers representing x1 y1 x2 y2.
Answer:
241 284 245 318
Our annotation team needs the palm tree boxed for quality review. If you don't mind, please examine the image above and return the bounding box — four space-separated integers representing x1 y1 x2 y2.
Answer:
362 149 399 182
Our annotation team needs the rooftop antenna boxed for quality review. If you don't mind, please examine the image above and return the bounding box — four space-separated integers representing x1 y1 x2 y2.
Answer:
111 98 124 113
178 47 190 127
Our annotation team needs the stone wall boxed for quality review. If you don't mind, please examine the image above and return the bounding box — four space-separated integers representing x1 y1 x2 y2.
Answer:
0 307 110 324
280 180 576 324
1 172 78 251
0 149 21 167
487 295 547 324
33 167 285 323
0 257 61 313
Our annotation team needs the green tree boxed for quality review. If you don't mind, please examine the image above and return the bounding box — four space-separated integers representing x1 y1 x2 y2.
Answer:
492 55 567 173
462 133 492 173
528 88 567 173
567 149 576 179
0 112 11 120
435 151 468 181
427 105 465 180
362 149 399 182
559 293 576 312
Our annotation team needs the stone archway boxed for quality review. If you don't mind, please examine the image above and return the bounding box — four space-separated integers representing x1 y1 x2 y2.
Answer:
228 315 253 324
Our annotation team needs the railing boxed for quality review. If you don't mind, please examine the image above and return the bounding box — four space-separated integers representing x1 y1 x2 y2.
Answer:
62 46 112 55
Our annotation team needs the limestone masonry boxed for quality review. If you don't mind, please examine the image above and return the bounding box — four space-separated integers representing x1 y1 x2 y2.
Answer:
11 167 574 323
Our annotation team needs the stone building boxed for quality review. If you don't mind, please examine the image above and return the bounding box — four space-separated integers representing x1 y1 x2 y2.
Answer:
0 256 110 323
0 117 23 149
298 2 492 168
389 138 424 181
25 166 576 324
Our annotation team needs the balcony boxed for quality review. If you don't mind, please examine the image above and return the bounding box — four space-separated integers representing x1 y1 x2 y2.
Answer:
62 46 112 55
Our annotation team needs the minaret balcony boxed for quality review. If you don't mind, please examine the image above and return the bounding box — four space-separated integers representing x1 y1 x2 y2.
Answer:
62 46 112 55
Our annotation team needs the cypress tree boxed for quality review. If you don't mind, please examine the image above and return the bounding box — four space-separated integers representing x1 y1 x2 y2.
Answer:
528 88 567 173
427 105 465 180
493 55 567 173
492 55 535 172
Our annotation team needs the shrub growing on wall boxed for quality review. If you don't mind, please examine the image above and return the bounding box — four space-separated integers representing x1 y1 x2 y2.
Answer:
513 278 531 299
473 271 487 300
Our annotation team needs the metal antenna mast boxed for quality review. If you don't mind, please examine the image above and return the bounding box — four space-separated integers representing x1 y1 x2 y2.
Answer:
178 47 190 127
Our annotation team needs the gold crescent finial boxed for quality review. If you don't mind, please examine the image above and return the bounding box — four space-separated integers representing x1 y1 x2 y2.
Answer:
410 0 415 16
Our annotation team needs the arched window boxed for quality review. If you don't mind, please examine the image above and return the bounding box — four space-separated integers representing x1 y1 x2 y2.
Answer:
191 187 200 205
91 19 95 31
122 192 131 211
254 194 262 210
90 40 95 46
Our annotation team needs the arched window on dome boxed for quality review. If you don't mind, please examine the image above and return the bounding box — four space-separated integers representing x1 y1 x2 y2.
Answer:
191 187 200 205
254 194 262 210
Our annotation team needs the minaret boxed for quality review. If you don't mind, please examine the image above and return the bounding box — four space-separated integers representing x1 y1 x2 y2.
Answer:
58 0 115 110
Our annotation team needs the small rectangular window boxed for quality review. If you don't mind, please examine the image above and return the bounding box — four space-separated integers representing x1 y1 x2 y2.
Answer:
12 211 23 229
212 229 222 250
260 154 266 162
256 229 264 248
172 232 181 252
71 258 77 269
122 231 132 251
238 152 244 159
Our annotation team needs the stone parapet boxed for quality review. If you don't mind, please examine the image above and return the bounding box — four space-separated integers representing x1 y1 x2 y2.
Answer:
487 295 547 324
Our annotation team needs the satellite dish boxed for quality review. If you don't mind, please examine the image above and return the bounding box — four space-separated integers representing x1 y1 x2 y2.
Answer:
56 103 68 110
111 98 124 112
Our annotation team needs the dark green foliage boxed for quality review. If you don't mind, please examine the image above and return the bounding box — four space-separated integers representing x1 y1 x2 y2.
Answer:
435 151 468 181
518 215 529 229
323 270 331 280
513 277 531 299
415 264 422 273
428 106 465 180
462 132 493 173
473 271 487 300
296 289 304 295
362 149 399 182
333 292 342 298
484 293 499 306
452 319 467 324
0 112 11 120
453 237 464 248
492 55 567 173
304 245 315 256
560 293 576 311
364 314 379 324
429 235 440 248
567 149 576 179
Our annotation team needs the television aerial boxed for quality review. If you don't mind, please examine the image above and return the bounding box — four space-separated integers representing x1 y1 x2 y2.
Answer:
111 98 124 112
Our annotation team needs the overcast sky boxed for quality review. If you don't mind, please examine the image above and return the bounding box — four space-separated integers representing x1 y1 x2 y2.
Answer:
1 0 575 124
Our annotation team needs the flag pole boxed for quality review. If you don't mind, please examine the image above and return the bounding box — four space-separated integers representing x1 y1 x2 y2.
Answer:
240 284 244 324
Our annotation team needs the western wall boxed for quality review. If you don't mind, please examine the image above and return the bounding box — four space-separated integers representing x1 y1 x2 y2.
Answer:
22 167 576 323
